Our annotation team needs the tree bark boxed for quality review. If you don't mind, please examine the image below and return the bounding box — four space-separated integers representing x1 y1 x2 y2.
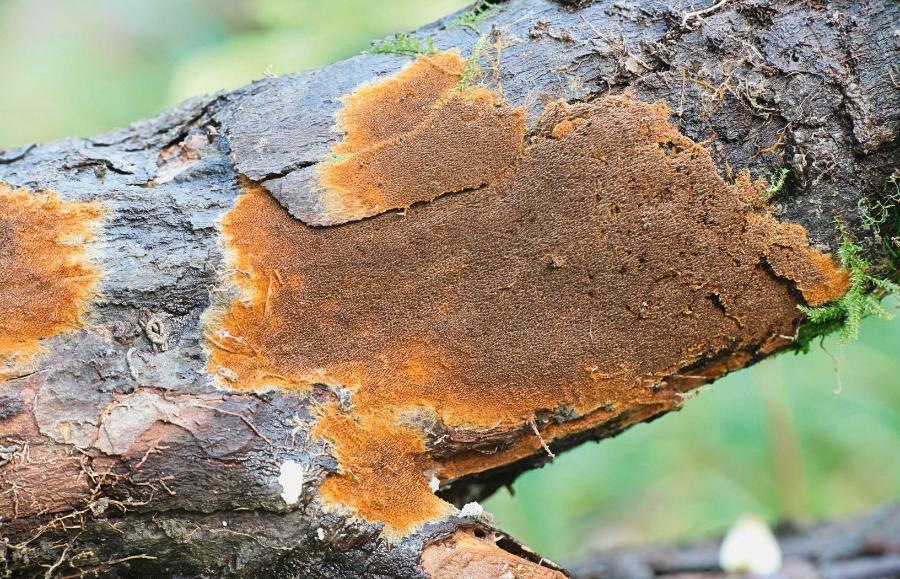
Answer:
0 0 897 577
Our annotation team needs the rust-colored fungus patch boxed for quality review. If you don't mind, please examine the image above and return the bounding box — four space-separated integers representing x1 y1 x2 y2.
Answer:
209 61 848 537
0 183 102 378
759 217 851 306
314 404 454 529
333 51 467 156
420 530 565 579
313 52 525 226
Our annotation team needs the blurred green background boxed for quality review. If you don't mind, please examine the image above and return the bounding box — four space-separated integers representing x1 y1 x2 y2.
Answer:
1 0 896 563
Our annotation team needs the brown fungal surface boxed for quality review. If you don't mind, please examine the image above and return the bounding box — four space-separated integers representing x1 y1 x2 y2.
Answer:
319 87 525 225
312 52 525 226
332 51 467 156
0 183 103 378
209 53 848 537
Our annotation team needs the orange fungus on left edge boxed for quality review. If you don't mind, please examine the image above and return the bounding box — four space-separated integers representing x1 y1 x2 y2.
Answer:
0 183 103 378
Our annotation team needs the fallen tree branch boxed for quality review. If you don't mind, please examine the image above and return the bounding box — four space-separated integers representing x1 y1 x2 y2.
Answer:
568 503 900 579
0 0 897 576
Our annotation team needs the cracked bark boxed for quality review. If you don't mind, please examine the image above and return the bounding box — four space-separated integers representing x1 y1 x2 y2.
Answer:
0 0 897 577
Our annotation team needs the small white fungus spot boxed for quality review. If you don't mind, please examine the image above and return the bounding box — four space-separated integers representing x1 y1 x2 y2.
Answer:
278 460 305 506
719 515 782 576
459 502 484 519
457 501 495 523
429 475 440 493
316 528 326 541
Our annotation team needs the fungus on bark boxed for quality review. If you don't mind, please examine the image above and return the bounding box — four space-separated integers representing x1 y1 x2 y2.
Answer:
206 53 849 538
0 183 103 379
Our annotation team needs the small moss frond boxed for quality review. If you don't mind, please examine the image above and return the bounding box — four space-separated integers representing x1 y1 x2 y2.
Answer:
447 1 499 33
797 302 845 325
370 34 436 57
762 168 790 202
870 274 900 295
865 293 891 319
791 222 900 352
452 36 488 92
858 170 900 270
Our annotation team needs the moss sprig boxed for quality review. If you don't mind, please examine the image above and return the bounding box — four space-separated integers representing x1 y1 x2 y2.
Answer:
451 35 488 92
447 1 499 33
858 170 900 271
370 34 436 57
762 168 789 202
793 223 900 352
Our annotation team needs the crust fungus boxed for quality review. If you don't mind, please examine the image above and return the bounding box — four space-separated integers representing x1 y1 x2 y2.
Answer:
208 52 849 537
307 51 525 226
0 183 103 378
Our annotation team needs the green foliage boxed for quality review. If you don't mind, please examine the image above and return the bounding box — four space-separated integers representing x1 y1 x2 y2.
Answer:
793 223 900 352
447 1 499 32
369 33 436 56
762 168 790 202
452 35 487 91
858 170 900 270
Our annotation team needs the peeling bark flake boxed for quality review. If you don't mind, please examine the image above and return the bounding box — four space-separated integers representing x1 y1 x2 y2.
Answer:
421 530 565 579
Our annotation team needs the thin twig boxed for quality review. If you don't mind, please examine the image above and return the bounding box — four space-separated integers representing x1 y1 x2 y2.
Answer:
820 341 844 395
681 0 730 28
529 419 555 459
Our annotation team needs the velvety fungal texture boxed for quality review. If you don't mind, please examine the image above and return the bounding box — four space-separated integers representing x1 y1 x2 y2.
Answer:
208 52 848 538
316 51 525 226
332 51 467 156
0 183 103 378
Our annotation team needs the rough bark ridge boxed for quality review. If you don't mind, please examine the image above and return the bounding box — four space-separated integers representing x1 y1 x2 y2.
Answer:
0 0 897 577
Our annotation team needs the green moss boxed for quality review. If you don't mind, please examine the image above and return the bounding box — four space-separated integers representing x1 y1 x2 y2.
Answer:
858 169 900 271
369 34 436 57
447 1 499 33
791 222 900 353
452 35 487 92
762 168 789 202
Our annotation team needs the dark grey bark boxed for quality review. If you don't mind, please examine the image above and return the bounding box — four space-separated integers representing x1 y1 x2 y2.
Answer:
0 0 897 577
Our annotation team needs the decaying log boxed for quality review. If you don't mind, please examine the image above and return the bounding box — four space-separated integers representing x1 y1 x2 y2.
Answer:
568 503 900 579
0 0 897 576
